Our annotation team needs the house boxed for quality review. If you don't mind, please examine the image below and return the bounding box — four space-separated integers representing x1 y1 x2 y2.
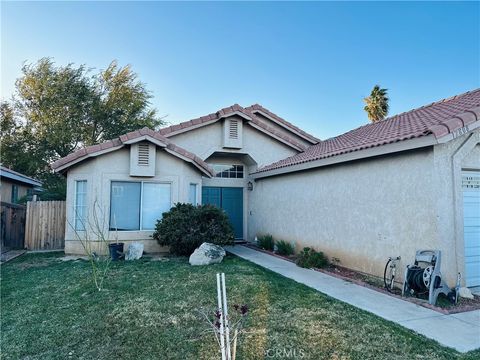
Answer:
0 166 43 204
52 89 480 289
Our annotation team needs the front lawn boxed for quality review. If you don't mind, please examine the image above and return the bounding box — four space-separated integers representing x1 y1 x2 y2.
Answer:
1 253 479 359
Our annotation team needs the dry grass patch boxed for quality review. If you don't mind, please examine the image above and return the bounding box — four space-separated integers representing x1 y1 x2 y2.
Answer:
1 252 479 360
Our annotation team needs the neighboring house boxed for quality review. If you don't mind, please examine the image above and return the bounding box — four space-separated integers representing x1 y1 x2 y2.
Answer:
0 166 42 204
52 89 480 289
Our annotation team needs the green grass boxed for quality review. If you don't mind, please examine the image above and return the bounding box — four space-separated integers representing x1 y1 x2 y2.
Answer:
1 253 479 360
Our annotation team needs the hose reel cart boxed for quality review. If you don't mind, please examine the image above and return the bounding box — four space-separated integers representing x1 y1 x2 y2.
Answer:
402 250 458 306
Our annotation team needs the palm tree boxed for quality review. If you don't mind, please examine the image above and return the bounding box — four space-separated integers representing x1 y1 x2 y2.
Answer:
364 85 389 122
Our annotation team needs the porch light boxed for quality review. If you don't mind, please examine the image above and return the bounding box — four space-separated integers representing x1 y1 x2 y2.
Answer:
247 181 253 191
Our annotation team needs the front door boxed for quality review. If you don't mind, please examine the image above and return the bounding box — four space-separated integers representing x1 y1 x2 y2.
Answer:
202 187 243 239
462 171 480 287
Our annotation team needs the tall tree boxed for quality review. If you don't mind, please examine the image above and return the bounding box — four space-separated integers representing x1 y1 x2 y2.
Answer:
363 85 389 122
1 58 164 199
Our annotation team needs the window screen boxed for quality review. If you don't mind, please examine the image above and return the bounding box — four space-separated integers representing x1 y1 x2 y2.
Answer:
189 183 197 205
110 181 141 231
74 180 87 230
141 183 171 230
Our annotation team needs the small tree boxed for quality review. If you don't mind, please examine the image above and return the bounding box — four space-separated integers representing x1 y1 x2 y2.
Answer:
153 203 235 256
68 200 114 291
364 85 389 122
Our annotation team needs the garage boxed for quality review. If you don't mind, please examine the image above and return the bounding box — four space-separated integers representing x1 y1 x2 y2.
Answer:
462 171 480 287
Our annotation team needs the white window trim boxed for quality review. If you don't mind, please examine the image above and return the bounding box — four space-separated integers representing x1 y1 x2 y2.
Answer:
189 182 200 205
109 180 173 232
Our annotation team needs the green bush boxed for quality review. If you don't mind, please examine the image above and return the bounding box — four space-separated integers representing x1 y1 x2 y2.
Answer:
153 203 234 256
276 240 295 256
295 247 329 269
257 234 274 251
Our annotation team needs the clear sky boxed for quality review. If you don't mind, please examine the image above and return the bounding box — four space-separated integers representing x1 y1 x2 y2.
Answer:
2 1 479 139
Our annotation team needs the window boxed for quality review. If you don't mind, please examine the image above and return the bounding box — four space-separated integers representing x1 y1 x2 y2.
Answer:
110 181 171 231
74 180 87 230
11 185 18 203
189 183 198 205
212 164 244 179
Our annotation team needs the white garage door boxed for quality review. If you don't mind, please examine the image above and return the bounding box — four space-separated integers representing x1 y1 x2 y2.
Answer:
463 171 480 287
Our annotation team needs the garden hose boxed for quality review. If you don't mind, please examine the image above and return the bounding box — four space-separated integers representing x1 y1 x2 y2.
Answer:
383 258 393 292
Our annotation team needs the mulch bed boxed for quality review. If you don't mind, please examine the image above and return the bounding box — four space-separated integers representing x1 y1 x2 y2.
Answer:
244 243 480 314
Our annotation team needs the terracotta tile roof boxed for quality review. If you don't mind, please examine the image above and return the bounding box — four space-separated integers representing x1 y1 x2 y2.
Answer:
257 89 480 174
51 127 214 176
246 104 320 144
158 104 317 151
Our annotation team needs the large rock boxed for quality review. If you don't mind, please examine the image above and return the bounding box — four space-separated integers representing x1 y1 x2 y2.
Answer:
458 287 474 299
189 243 226 266
125 242 144 261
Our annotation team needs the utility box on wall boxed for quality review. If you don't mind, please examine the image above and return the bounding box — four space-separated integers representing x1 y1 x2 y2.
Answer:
223 117 243 149
130 142 156 177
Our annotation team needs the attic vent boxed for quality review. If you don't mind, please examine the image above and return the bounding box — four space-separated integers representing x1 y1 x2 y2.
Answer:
138 143 150 166
229 120 239 139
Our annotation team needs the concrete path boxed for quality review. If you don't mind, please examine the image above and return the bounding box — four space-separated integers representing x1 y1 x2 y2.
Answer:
226 245 480 353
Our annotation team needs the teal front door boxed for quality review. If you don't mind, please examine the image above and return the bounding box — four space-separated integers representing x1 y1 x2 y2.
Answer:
202 187 243 239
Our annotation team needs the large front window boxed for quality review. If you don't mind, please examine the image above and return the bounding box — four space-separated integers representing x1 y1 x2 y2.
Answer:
110 181 171 231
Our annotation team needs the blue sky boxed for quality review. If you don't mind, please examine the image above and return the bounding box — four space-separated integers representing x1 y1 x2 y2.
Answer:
2 1 479 139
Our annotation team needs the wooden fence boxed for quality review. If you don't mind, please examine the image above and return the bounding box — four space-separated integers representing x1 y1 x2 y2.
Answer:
25 201 66 250
1 202 26 250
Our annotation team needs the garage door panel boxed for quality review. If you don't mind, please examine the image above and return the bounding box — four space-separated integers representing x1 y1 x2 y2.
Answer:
462 171 480 287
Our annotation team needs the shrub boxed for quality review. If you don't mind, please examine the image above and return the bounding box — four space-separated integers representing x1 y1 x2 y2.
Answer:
153 203 234 256
257 234 274 251
276 240 295 256
295 247 329 269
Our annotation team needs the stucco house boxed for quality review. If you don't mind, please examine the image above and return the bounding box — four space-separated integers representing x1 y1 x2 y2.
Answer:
52 89 480 288
0 166 43 204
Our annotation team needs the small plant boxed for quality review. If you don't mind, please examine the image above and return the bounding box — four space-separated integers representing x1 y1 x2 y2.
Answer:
275 240 295 256
257 234 274 251
296 247 329 269
153 203 234 256
68 199 112 291
331 257 341 267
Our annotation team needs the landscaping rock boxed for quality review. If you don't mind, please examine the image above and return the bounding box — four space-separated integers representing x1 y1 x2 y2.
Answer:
458 287 474 299
125 242 144 260
189 242 226 266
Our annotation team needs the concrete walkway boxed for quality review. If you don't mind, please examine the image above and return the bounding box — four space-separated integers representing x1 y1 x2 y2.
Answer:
226 245 480 353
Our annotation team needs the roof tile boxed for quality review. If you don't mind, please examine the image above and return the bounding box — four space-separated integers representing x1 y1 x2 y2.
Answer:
257 89 480 173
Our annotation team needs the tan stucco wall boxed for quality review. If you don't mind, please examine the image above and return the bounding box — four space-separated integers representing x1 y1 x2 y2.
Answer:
250 148 440 284
0 179 29 203
64 147 203 255
432 130 480 286
168 117 300 169
249 129 480 286
168 117 302 239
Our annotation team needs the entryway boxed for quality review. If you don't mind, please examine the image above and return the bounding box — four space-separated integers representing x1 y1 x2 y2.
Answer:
202 187 243 240
462 171 480 287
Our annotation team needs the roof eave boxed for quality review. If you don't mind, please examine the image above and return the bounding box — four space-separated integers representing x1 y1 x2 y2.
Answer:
251 134 437 180
251 109 320 144
247 122 306 151
52 145 125 173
